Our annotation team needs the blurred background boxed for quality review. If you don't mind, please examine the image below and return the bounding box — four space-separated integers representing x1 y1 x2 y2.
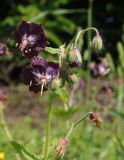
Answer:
0 0 124 159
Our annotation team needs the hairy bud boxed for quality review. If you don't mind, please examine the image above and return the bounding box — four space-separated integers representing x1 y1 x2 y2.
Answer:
69 47 82 68
51 78 62 90
91 34 103 53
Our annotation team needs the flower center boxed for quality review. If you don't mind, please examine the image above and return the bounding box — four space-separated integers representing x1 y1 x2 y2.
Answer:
32 69 52 85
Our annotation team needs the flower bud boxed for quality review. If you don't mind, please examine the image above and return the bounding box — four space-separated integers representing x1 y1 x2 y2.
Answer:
69 74 78 83
51 78 62 91
0 43 8 56
69 47 82 68
91 34 103 53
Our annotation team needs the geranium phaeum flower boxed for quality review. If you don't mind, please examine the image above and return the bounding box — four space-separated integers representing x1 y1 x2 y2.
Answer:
0 43 8 55
89 62 110 77
21 56 60 94
14 21 48 58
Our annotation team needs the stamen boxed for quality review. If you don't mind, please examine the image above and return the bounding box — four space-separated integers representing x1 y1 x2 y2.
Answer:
29 48 31 52
15 43 18 47
28 35 41 42
40 83 44 96
30 80 32 86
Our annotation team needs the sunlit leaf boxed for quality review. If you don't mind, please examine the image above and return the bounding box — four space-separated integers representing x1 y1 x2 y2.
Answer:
45 47 60 54
11 141 40 160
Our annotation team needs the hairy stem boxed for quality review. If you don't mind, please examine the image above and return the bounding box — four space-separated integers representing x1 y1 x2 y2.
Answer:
75 27 98 46
44 104 52 160
66 112 92 139
0 102 21 160
87 0 94 97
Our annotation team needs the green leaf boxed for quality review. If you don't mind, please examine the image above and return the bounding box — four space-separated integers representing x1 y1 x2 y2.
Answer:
53 105 79 117
31 9 87 22
45 30 62 46
117 42 124 69
11 141 40 160
55 88 69 109
45 47 60 54
51 8 86 15
109 110 124 119
55 16 76 34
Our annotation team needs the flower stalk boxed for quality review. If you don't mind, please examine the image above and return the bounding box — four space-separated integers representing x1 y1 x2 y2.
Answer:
74 27 99 46
0 102 12 141
0 102 21 160
66 112 92 139
44 103 52 160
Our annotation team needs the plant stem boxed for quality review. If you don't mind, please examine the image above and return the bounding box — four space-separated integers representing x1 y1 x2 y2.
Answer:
44 104 52 160
0 102 21 160
66 112 92 139
87 0 94 45
0 109 13 141
87 0 94 97
74 27 98 46
117 83 123 111
117 68 123 112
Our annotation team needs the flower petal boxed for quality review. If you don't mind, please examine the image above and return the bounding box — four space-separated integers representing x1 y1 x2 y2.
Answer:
47 62 60 77
29 84 41 94
21 66 34 85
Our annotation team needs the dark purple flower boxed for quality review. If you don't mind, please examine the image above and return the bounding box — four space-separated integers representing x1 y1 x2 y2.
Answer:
0 43 8 55
14 21 48 58
21 56 60 94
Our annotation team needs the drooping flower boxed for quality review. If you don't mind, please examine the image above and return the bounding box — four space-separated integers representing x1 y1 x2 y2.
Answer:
90 112 103 129
56 138 68 158
0 43 8 55
21 56 60 94
14 21 48 58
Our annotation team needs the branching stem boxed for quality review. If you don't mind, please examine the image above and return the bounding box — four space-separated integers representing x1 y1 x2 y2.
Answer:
75 27 99 46
66 112 92 139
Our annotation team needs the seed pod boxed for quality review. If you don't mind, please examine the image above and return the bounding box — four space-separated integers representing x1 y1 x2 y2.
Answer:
91 34 103 53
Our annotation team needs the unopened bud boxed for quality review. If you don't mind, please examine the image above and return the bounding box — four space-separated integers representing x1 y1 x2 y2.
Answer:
69 47 82 68
91 34 103 53
69 74 78 83
51 78 62 91
0 43 8 55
